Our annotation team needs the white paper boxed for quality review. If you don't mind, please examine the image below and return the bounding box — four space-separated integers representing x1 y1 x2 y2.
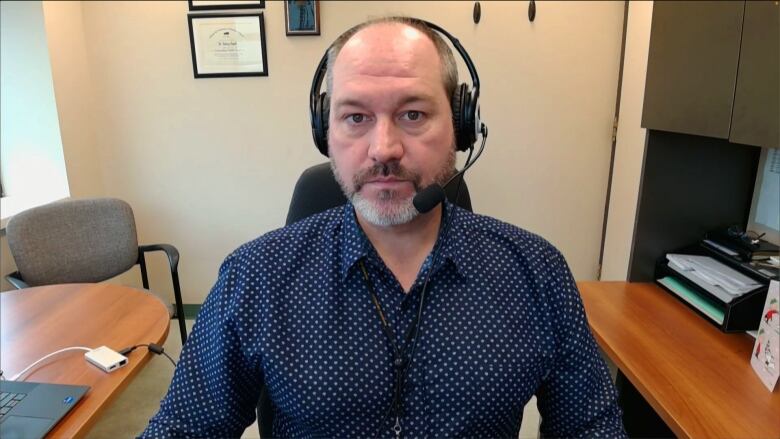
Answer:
667 262 737 303
666 254 762 297
191 16 264 75
751 280 780 391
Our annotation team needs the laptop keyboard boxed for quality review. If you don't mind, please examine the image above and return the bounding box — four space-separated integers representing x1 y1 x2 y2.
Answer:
0 392 27 420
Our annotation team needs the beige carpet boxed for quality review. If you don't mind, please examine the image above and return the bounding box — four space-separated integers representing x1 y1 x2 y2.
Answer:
85 321 541 439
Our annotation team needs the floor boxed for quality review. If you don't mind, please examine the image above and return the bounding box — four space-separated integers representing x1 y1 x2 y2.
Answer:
87 320 541 439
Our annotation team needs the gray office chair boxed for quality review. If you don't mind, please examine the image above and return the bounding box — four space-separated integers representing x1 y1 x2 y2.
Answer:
257 162 472 437
4 197 188 343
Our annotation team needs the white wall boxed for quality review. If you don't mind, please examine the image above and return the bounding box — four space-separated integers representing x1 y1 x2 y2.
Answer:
464 1 624 281
0 1 106 291
601 1 654 280
2 1 625 301
0 1 70 218
43 1 105 200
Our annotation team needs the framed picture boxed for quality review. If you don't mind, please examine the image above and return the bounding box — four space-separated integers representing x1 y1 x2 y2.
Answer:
188 13 268 78
188 1 265 11
284 0 320 36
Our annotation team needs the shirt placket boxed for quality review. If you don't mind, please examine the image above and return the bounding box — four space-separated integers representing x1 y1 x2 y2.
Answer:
405 257 445 438
397 259 440 437
365 258 428 437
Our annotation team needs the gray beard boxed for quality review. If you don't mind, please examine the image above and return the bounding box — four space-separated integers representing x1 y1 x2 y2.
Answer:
330 151 456 227
349 189 419 227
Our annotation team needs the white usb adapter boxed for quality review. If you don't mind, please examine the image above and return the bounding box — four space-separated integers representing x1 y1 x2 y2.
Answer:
85 346 128 373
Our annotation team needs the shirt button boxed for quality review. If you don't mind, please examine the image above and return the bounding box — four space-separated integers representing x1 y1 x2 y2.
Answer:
401 300 411 311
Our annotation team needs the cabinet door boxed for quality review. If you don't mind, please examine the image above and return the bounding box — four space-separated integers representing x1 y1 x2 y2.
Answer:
641 1 744 138
729 1 779 148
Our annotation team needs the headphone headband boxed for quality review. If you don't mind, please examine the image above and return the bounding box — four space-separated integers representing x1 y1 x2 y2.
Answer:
309 18 483 156
420 20 480 96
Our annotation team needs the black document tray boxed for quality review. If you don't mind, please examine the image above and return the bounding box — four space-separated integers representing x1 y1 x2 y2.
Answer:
655 243 769 332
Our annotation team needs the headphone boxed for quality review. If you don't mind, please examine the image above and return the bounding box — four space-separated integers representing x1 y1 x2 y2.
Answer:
309 18 483 157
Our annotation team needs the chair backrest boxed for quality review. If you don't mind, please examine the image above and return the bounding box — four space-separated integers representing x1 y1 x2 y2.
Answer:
285 162 473 225
6 198 139 286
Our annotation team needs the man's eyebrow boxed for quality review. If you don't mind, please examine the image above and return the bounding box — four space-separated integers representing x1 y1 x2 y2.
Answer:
397 94 436 106
332 94 436 110
332 98 368 110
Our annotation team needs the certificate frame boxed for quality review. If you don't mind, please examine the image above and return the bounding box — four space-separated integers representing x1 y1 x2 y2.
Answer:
284 0 320 36
188 1 265 11
188 13 268 78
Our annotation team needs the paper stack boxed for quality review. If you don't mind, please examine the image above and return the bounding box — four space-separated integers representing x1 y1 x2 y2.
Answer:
667 254 764 303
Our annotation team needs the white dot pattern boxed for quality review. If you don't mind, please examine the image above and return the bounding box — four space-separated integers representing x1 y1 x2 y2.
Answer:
141 203 626 438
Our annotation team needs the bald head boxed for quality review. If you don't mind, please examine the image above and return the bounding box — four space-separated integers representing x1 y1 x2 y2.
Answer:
325 17 458 106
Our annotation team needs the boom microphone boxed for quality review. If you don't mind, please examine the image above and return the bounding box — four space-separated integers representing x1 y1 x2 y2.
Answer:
413 184 447 214
412 124 488 214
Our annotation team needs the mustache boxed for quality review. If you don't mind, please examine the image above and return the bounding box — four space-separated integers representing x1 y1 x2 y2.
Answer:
353 162 422 192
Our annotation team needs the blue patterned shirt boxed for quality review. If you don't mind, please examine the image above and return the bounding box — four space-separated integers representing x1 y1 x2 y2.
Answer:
142 202 625 438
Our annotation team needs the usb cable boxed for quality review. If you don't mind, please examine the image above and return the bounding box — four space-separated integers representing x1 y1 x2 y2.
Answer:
119 343 177 367
10 347 93 381
8 343 176 381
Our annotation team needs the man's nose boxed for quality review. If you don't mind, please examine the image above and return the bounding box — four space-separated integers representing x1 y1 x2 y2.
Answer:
368 117 403 163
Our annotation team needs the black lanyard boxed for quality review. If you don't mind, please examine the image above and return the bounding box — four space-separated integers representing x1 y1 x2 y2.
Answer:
357 196 464 438
359 260 429 438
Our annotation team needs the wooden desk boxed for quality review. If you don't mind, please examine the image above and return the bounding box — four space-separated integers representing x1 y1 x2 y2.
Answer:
578 281 780 439
1 283 169 438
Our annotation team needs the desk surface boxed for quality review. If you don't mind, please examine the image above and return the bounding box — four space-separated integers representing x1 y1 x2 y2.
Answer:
1 283 169 438
578 281 780 439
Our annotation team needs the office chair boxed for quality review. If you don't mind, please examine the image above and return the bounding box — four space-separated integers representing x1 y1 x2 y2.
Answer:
257 162 472 437
4 197 188 343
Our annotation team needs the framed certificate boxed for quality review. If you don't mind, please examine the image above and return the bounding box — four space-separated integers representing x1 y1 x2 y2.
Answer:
188 13 268 78
188 1 265 11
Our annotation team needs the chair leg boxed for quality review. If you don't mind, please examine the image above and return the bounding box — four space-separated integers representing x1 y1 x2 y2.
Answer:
171 270 188 344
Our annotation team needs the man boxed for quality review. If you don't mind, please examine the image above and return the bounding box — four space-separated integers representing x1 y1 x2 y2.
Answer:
142 17 625 438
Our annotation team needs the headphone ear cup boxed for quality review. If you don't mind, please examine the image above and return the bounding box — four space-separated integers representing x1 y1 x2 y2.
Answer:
451 84 465 152
452 83 476 152
313 92 330 156
462 87 476 150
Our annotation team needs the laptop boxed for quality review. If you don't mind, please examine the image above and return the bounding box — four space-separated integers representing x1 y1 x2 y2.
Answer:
0 380 90 439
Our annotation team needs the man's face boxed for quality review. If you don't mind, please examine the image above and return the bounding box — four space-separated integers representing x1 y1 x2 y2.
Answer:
328 23 456 227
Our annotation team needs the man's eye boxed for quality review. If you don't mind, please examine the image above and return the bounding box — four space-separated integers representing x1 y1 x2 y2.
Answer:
348 114 365 123
402 111 423 121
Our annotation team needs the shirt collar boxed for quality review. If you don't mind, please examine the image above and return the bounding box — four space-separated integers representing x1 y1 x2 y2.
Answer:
437 202 471 279
338 201 471 281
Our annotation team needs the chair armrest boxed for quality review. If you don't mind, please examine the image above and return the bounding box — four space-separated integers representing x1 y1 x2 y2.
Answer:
138 243 187 343
5 271 30 289
138 244 180 273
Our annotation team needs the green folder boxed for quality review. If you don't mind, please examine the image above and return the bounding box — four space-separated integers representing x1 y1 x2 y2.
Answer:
658 276 725 324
